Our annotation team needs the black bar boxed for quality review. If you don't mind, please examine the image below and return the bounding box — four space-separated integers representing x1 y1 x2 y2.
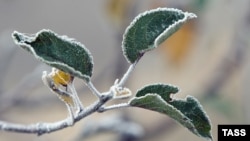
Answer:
218 124 250 141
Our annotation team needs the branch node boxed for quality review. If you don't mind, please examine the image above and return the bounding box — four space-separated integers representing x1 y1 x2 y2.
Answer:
36 122 46 136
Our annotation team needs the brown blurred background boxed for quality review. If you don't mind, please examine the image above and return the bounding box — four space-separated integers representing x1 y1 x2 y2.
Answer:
1 0 250 141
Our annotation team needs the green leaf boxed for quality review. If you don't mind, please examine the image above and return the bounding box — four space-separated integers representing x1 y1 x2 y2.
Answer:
129 84 212 140
171 97 212 139
136 84 179 102
12 29 93 82
122 8 197 63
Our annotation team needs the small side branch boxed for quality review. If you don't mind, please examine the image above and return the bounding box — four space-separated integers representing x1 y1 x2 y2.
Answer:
118 61 138 87
86 81 102 99
68 82 84 113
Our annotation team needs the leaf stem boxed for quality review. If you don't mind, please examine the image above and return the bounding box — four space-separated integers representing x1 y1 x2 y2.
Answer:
86 81 102 99
98 103 130 113
68 82 84 112
118 61 138 87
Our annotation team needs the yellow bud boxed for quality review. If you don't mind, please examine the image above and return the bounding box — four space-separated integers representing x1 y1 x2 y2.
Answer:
49 68 73 87
43 68 76 107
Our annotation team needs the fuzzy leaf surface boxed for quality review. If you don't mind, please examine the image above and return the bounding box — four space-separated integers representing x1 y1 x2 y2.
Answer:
12 29 93 81
122 8 196 63
129 84 212 140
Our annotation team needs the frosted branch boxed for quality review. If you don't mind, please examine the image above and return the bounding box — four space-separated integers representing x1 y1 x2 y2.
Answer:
0 94 112 135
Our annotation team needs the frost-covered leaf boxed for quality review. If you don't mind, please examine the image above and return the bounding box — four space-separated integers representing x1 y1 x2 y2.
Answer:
129 84 212 140
170 96 212 139
122 8 197 63
12 29 93 81
135 84 179 102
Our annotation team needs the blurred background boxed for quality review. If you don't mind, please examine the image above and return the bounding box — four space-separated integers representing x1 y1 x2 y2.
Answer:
0 0 250 141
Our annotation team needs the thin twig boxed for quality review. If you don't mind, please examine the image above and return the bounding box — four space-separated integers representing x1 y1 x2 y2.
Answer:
86 81 102 99
118 61 138 87
68 82 84 112
0 65 48 113
98 103 130 113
